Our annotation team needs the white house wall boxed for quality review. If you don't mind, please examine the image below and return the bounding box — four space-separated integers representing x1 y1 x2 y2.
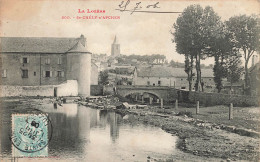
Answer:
133 76 215 91
134 76 177 87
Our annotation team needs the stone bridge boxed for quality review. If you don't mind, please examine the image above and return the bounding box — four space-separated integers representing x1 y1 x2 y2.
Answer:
116 85 179 102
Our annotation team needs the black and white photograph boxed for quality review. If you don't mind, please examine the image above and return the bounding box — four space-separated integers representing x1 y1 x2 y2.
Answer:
0 0 259 161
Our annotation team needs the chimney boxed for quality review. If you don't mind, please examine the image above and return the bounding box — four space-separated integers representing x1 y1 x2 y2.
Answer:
79 34 86 47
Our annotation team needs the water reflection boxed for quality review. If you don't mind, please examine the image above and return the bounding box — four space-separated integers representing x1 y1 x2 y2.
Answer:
1 103 176 161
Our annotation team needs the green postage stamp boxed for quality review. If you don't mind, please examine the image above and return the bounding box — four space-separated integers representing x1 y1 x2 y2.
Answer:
11 114 49 157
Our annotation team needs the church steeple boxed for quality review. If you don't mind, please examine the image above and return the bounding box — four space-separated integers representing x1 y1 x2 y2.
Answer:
111 35 120 56
113 35 118 44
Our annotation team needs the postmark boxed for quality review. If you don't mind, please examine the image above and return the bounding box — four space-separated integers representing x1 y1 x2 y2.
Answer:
11 113 51 157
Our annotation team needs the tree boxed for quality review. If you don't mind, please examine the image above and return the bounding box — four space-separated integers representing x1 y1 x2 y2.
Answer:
213 57 227 92
184 54 194 91
226 15 260 94
225 55 244 93
173 5 222 92
98 70 109 85
205 23 231 93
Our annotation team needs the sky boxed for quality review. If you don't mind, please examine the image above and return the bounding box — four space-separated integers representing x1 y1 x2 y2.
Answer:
0 0 259 65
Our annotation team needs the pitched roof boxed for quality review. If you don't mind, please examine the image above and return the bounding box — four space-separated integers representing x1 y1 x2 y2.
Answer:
109 67 136 75
137 66 213 78
0 35 87 53
67 41 90 53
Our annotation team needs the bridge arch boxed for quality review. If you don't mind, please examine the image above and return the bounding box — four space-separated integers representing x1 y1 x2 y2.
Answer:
122 90 162 99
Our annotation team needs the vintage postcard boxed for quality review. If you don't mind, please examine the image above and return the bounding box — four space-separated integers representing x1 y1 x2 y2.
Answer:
0 0 259 161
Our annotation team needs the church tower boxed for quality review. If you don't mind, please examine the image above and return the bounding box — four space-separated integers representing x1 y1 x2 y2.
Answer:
111 35 120 57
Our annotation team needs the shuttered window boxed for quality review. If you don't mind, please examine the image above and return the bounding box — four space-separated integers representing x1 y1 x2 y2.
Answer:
45 58 51 64
58 58 62 64
57 71 64 77
45 71 52 77
57 71 62 77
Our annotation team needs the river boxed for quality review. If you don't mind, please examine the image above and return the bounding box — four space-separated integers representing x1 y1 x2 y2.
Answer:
0 102 178 161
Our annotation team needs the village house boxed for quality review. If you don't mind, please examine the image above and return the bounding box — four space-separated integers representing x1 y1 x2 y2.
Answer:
107 66 136 85
133 65 215 92
0 35 92 97
222 54 260 95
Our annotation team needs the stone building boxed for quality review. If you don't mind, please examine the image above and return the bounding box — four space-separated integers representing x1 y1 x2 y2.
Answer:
0 35 92 97
107 66 136 85
133 65 215 92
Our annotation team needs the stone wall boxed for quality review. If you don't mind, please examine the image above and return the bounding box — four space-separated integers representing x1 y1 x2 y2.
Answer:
0 80 78 97
57 80 78 96
187 91 259 107
0 85 54 97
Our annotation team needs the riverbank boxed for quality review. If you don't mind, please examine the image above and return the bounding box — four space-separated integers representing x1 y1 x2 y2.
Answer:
77 96 260 161
117 108 259 161
1 96 259 161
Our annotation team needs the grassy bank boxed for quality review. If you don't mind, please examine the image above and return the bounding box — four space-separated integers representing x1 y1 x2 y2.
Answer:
117 106 260 161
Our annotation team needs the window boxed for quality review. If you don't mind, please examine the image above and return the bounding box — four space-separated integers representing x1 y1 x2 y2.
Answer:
181 87 186 89
57 71 64 77
209 79 212 81
45 58 50 64
22 70 28 78
158 80 161 86
58 58 62 64
147 81 150 85
45 71 51 77
181 78 183 81
57 71 62 77
2 69 7 78
34 72 36 76
23 57 28 64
